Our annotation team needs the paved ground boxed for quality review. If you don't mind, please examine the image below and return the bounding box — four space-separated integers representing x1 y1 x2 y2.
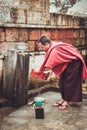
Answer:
0 91 87 130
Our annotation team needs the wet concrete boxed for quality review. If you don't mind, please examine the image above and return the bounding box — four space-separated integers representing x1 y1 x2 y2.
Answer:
0 91 87 130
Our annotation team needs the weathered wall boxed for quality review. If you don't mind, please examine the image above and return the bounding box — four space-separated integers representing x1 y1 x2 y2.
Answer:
0 0 87 54
0 27 86 53
0 0 49 26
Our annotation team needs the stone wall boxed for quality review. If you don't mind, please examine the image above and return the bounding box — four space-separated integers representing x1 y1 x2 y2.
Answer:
0 27 86 53
0 0 87 54
0 0 49 26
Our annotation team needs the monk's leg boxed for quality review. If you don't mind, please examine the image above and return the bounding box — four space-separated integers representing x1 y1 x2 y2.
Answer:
59 60 83 102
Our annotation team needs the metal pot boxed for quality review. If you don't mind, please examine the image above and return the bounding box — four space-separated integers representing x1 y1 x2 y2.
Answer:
15 42 28 50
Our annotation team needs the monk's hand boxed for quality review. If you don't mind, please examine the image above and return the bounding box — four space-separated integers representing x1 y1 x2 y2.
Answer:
43 68 52 74
44 69 56 82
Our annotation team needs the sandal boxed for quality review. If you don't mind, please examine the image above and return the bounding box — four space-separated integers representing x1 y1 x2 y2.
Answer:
58 104 70 110
52 100 64 107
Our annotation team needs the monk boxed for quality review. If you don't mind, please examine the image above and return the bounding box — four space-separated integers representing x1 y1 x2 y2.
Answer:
37 36 87 110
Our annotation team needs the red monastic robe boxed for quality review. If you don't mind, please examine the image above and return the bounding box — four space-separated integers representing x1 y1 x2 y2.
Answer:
39 42 87 80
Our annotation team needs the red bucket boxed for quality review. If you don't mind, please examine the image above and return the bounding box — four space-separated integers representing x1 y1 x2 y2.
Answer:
30 69 49 80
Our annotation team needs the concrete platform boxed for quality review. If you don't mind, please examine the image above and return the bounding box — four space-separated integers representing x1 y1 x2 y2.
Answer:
0 91 87 130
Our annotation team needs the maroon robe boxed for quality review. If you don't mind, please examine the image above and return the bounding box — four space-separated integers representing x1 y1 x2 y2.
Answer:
39 42 87 102
59 60 83 102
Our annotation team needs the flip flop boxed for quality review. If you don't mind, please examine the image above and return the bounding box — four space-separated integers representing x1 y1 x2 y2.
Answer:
52 101 64 107
58 104 70 110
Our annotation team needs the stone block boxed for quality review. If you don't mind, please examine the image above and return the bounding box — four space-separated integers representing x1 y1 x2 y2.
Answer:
41 13 50 25
16 9 26 24
80 30 85 38
58 30 67 39
50 14 57 26
73 30 79 39
19 29 28 42
0 42 15 54
75 39 81 46
0 0 19 8
31 0 42 12
27 11 42 24
0 7 11 23
0 1 19 23
29 29 40 40
75 38 85 46
0 28 5 42
67 16 74 27
40 29 51 38
51 30 58 40
62 15 67 26
79 38 85 46
70 39 76 45
6 28 18 42
73 17 79 26
28 41 35 51
62 38 75 44
66 30 79 39
10 9 26 24
0 7 4 22
10 8 19 23
56 15 62 26
19 0 32 10
45 0 49 13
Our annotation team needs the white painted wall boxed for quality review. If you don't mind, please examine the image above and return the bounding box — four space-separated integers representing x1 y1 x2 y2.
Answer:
29 52 45 75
